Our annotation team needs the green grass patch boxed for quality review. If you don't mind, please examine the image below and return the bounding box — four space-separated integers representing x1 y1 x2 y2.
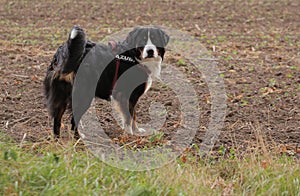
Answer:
0 134 299 195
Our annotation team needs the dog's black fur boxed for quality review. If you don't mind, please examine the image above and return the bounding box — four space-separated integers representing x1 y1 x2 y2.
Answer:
44 26 169 138
44 26 96 137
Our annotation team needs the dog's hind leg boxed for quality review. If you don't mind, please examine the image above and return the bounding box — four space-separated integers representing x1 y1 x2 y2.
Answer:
53 103 67 138
71 115 80 139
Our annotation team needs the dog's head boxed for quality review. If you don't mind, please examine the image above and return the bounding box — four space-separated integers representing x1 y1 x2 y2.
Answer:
125 26 169 78
126 26 169 60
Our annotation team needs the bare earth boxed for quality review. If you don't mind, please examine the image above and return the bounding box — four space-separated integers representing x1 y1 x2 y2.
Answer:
0 0 299 157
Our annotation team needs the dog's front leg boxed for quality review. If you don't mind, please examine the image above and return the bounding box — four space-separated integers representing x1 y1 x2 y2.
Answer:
112 92 134 134
131 108 146 133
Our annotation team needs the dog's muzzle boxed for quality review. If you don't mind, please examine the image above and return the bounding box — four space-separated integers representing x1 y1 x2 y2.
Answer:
142 45 158 59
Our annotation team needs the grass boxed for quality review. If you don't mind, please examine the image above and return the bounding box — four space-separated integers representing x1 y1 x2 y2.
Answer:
0 134 299 195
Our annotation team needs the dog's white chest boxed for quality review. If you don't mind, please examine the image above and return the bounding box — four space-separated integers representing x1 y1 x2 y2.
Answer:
143 60 162 79
143 60 161 93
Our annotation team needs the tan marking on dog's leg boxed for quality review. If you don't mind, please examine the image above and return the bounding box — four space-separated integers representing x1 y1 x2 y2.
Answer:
112 93 134 134
59 72 75 84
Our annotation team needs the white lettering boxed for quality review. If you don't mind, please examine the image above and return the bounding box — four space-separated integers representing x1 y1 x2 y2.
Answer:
116 55 135 62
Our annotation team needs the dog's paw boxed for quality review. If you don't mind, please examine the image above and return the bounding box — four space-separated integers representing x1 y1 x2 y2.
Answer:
124 125 133 135
137 128 146 133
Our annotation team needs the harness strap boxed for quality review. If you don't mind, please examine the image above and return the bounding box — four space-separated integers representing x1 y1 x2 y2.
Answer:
111 59 120 94
108 40 150 94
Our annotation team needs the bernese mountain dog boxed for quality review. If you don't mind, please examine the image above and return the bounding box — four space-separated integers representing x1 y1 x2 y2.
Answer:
44 26 169 138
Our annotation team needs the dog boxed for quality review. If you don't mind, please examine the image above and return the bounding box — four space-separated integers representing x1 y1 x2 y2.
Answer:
44 26 169 138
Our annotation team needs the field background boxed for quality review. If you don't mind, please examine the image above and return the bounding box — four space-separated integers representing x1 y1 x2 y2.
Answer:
0 0 299 195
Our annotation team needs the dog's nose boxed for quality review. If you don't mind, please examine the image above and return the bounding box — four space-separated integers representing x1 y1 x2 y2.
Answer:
146 49 154 58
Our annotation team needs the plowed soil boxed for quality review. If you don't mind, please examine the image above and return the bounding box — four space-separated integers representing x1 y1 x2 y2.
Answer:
1 0 299 157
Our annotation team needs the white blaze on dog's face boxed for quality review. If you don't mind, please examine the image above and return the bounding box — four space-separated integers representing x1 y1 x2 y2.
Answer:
142 31 159 59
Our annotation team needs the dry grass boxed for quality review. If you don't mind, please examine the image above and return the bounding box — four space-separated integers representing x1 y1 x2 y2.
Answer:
0 131 299 196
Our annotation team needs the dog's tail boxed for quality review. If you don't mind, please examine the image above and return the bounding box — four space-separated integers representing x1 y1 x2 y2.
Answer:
63 26 87 74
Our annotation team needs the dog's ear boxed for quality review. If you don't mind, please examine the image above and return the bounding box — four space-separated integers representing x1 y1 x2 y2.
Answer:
151 26 169 47
159 28 170 47
125 27 141 48
161 29 169 47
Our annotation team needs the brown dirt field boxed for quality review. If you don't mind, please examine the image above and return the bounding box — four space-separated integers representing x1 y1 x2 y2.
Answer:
0 0 299 158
